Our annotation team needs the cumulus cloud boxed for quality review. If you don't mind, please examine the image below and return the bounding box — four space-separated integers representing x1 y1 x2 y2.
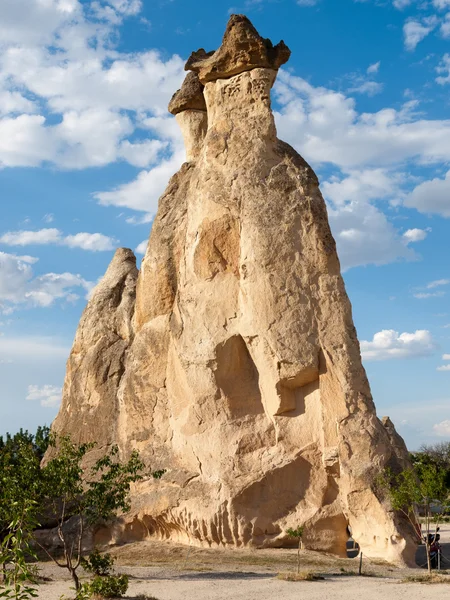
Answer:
402 228 429 243
405 171 450 217
135 240 148 255
0 0 185 169
64 233 117 251
436 54 450 84
367 61 380 74
0 229 117 251
442 353 450 359
433 420 450 435
403 18 438 51
433 0 450 10
437 364 450 371
361 329 436 361
321 169 417 270
0 252 92 312
393 0 412 9
273 72 450 170
26 384 62 408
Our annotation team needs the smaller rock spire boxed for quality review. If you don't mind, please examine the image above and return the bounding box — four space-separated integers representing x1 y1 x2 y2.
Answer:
185 14 291 84
168 72 206 115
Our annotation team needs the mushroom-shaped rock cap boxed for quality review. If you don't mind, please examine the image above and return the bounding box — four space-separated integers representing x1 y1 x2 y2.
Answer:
168 72 207 115
185 14 291 84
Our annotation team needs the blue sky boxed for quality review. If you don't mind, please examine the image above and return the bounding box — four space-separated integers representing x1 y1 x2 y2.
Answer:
0 0 450 449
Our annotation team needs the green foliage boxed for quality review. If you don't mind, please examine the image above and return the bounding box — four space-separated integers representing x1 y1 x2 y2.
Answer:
0 427 50 599
411 442 450 494
378 465 447 519
286 526 304 574
0 427 50 546
379 461 448 574
0 500 39 600
286 526 304 539
37 436 145 590
80 549 115 577
76 574 129 599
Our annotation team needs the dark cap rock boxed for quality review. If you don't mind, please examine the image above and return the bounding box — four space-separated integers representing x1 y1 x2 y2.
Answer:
168 72 207 115
185 14 291 84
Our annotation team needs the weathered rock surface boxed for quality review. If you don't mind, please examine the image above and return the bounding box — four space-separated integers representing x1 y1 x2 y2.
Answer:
168 72 206 115
186 14 290 83
50 16 416 566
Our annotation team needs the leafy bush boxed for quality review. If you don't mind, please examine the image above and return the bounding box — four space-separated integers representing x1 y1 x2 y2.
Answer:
76 574 129 599
80 550 115 577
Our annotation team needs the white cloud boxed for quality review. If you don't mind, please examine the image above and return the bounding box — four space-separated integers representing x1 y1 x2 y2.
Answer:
367 61 380 74
118 139 168 168
63 232 117 251
405 171 450 217
403 18 438 51
433 420 450 435
297 0 319 5
0 1 185 169
0 228 61 245
402 228 429 243
95 118 185 214
347 80 383 97
436 54 450 84
0 252 92 312
273 72 450 170
322 169 416 270
26 384 62 408
106 0 142 15
361 329 436 361
393 0 412 9
414 291 445 299
427 278 450 288
0 91 37 117
0 228 117 251
43 213 54 223
441 13 450 37
135 240 148 255
433 0 450 9
442 353 450 359
437 364 450 371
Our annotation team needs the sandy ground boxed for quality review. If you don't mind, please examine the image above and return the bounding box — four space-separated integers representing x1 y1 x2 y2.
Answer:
30 525 450 599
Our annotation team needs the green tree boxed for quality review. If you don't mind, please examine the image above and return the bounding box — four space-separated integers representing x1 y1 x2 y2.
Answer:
0 427 49 581
37 436 145 591
379 462 448 575
286 526 304 574
0 500 39 600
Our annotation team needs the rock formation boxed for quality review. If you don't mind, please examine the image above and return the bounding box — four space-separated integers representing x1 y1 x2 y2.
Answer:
51 15 416 565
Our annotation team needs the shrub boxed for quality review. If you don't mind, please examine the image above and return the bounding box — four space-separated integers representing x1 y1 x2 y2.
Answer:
76 574 129 599
80 550 115 577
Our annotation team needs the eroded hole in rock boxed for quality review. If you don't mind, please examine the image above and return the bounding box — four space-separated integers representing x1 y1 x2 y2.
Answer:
275 376 320 416
214 335 264 419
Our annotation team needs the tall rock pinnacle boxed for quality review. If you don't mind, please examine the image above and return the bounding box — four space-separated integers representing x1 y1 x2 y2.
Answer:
51 16 416 565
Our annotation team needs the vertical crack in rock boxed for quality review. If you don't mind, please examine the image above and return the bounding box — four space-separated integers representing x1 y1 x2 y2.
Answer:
49 14 417 565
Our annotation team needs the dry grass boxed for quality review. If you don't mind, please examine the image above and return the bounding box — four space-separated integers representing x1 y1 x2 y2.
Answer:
401 574 450 584
277 571 324 581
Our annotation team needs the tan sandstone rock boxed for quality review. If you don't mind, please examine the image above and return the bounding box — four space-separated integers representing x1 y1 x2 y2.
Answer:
50 16 417 566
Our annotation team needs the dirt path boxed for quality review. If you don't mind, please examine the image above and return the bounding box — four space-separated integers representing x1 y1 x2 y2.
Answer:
32 528 450 599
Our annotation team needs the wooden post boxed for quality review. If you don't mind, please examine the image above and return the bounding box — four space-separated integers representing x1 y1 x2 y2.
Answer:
359 551 363 576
